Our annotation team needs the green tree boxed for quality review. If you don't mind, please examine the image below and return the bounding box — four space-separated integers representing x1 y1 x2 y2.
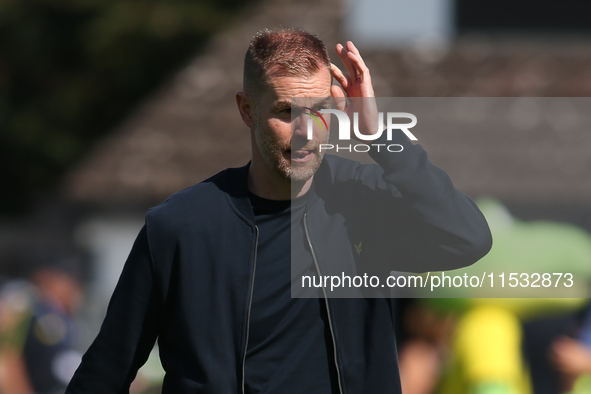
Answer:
0 0 255 214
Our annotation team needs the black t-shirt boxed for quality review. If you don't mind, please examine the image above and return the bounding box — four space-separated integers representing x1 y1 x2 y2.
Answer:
244 191 339 394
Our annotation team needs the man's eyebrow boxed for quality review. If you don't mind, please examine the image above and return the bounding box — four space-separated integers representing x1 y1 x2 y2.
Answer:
284 98 332 109
274 99 292 109
308 98 332 108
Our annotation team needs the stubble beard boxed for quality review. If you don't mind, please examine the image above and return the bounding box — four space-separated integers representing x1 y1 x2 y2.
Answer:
252 121 326 184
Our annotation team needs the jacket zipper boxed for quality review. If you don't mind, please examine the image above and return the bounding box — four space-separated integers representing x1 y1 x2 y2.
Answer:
242 226 259 394
303 214 344 394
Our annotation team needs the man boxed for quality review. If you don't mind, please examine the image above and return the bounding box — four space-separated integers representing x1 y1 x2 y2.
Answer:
66 28 491 393
0 264 83 394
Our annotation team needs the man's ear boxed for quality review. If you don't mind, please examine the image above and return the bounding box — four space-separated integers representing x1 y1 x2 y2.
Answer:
236 91 255 129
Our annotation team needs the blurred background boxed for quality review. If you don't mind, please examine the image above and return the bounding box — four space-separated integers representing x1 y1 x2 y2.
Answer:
1 0 591 393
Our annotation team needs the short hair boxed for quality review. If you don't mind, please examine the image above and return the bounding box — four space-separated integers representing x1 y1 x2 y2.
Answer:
243 28 331 96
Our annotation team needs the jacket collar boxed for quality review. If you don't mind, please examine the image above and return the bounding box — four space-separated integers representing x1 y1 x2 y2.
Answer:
214 162 256 224
215 158 333 222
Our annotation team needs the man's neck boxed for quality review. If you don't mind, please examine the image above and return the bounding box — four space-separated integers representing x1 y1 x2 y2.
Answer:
247 165 312 200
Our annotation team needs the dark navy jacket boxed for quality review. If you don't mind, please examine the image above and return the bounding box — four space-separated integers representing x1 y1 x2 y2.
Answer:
66 131 492 393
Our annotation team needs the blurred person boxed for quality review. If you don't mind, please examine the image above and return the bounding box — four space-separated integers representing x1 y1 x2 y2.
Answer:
431 199 591 394
0 279 36 394
550 336 591 388
548 303 591 393
577 303 591 349
440 304 532 394
0 263 84 394
402 298 533 394
522 311 582 394
66 28 491 394
396 299 457 394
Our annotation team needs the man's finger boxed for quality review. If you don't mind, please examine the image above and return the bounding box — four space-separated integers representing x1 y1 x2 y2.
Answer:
330 85 347 112
346 41 367 69
345 43 369 81
331 63 350 91
346 52 367 81
336 43 356 82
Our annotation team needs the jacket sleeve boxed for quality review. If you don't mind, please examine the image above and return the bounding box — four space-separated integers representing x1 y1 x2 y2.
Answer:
66 224 161 393
364 129 493 272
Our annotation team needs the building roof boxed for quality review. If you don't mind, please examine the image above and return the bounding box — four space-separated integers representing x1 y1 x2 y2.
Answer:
62 0 342 208
62 0 591 209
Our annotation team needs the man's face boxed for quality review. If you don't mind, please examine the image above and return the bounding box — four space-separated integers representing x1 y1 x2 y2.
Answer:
251 67 332 182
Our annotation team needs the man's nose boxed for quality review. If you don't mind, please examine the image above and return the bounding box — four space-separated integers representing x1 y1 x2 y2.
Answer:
291 115 307 138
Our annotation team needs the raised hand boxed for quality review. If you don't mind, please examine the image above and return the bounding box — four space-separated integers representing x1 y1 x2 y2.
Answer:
330 41 381 138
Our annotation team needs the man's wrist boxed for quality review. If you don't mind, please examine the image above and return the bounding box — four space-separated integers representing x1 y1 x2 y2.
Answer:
367 128 417 168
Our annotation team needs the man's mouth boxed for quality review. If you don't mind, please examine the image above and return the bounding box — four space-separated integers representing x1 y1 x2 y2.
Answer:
286 149 315 163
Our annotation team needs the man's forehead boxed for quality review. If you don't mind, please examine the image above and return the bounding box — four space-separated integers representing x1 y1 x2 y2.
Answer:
262 68 332 99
